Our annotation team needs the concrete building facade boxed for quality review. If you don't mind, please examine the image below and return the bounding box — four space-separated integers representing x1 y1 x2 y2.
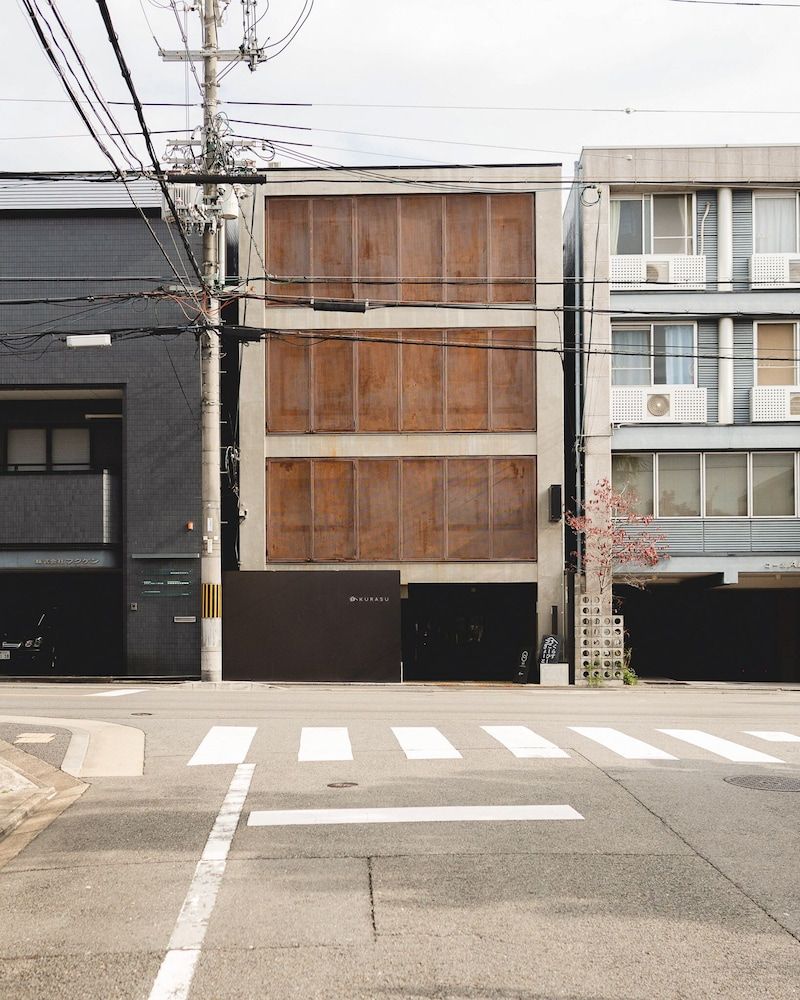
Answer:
233 165 566 682
566 146 800 682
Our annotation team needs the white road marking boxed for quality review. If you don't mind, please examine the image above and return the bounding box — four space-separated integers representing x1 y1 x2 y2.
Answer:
86 689 146 698
482 725 569 759
14 733 55 744
745 731 800 743
248 804 584 827
148 762 255 1000
570 727 677 760
298 727 353 762
658 729 784 763
188 726 257 767
391 727 462 759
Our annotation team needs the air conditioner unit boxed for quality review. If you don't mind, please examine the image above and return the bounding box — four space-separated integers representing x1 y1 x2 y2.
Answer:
751 386 800 421
645 261 669 284
644 392 673 420
750 254 800 287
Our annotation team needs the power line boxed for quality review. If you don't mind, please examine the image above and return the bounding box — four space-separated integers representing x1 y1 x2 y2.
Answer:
93 0 206 292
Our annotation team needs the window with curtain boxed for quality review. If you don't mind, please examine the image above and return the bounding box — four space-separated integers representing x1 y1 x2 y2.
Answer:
612 324 695 386
610 199 645 255
756 323 797 386
611 195 692 255
612 454 654 515
658 453 701 517
752 453 795 516
653 324 694 385
754 194 797 254
705 454 748 517
612 328 650 385
6 428 46 471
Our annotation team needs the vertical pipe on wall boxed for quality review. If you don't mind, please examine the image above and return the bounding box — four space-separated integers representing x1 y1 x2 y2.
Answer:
718 316 734 425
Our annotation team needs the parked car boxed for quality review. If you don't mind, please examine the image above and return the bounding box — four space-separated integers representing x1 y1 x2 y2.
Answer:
0 611 57 671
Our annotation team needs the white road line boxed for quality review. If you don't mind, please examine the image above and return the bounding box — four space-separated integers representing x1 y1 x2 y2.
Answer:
391 726 462 760
745 731 800 743
658 729 785 763
86 689 145 698
187 726 257 767
569 727 677 761
298 727 353 762
148 762 255 1000
482 725 569 759
248 804 584 827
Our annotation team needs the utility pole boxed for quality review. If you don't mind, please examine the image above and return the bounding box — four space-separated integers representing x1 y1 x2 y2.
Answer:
200 0 222 682
160 1 269 682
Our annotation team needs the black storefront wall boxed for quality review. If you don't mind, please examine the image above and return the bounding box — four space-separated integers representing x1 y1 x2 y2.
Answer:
223 570 401 682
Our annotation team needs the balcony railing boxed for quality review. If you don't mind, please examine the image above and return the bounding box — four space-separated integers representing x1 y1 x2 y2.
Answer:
610 254 706 291
0 471 120 547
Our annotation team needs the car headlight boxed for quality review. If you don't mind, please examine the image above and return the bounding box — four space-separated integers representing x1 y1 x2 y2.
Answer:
33 637 43 648
24 640 33 648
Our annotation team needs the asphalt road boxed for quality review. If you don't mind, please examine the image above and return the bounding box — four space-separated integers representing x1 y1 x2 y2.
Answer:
1 681 799 1000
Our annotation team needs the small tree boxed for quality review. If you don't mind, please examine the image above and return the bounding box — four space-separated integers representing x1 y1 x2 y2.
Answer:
566 478 668 599
567 478 668 683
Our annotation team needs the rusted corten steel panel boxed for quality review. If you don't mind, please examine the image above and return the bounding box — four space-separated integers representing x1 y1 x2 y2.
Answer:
264 193 535 305
266 329 536 433
265 457 536 563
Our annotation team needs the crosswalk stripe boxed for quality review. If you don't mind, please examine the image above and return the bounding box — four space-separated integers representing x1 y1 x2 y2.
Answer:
658 729 785 763
188 726 257 766
570 727 677 760
744 731 800 743
298 727 353 762
248 804 584 827
391 726 462 760
482 725 569 759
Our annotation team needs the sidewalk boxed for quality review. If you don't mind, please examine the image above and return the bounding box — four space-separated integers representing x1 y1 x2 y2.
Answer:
0 752 54 841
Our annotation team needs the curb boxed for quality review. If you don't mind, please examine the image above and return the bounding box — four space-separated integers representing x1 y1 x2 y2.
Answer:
0 740 87 870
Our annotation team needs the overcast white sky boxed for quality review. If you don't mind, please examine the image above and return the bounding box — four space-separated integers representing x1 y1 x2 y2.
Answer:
4 0 800 182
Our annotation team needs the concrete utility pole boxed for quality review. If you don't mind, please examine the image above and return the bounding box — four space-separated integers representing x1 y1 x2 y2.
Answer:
200 0 222 682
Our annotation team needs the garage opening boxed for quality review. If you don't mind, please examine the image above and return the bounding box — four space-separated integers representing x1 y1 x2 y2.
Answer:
402 583 536 682
0 572 122 677
617 584 800 683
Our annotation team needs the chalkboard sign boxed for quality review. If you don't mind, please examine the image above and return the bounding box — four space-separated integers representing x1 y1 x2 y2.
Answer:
539 634 562 664
513 647 532 684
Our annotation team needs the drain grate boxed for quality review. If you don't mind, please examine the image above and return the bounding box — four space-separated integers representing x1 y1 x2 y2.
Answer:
724 774 800 792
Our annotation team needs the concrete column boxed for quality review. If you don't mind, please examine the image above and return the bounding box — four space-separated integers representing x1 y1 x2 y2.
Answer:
718 317 734 425
717 188 733 292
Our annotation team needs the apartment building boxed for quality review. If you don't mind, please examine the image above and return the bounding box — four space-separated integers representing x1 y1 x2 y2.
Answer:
566 146 800 683
230 165 565 682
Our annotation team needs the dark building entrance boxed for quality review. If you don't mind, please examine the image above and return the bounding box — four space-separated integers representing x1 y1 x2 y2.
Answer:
618 584 800 683
0 572 122 677
402 583 536 682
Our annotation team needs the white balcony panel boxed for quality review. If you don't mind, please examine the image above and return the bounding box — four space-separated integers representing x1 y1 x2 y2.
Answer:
751 386 800 422
749 254 800 288
611 387 707 425
610 255 706 291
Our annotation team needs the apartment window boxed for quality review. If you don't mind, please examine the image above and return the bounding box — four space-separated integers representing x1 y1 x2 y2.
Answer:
755 322 798 386
752 453 795 516
753 192 798 254
613 452 798 518
612 324 695 386
658 453 701 517
705 454 747 517
610 194 694 256
4 427 90 472
611 453 654 515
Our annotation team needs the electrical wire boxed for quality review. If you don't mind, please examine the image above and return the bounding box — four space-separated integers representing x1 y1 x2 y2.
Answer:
94 0 206 294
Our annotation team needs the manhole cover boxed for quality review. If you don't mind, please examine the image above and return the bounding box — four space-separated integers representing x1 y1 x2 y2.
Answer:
327 781 358 789
724 774 800 792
